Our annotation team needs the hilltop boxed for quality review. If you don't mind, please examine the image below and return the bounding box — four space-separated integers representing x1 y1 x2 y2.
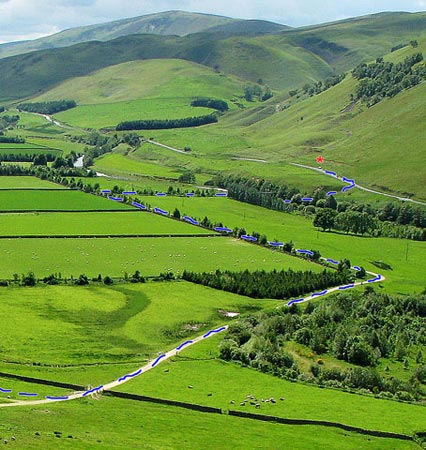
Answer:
0 10 287 59
1 11 426 101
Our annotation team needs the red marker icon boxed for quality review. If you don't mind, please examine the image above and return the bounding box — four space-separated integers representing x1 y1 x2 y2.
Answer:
316 155 324 164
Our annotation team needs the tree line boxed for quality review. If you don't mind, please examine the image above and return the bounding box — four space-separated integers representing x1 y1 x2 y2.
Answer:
0 135 25 144
214 174 426 241
182 268 352 300
116 114 218 131
220 290 426 402
0 152 57 163
17 100 77 115
352 53 426 106
298 73 346 98
190 98 229 112
314 207 426 241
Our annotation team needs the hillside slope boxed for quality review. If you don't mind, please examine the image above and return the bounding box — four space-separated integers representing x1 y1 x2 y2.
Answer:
0 11 286 60
31 59 249 128
1 11 426 102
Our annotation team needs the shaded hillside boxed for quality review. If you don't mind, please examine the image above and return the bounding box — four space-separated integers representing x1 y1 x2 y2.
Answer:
1 11 426 102
0 11 286 59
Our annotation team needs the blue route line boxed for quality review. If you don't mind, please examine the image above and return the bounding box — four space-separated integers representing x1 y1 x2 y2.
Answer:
0 388 12 393
46 395 69 400
338 284 355 290
241 235 257 242
108 196 123 202
214 227 232 233
123 191 136 195
203 327 227 338
183 216 199 225
326 258 339 264
325 170 337 177
297 249 314 256
327 191 337 196
302 197 313 202
132 201 147 210
287 298 305 306
82 385 103 397
118 369 142 383
368 274 382 283
353 266 362 271
154 207 169 215
18 392 38 397
176 340 193 351
156 193 167 197
151 354 166 367
311 290 328 297
268 241 284 247
215 193 227 197
186 193 195 197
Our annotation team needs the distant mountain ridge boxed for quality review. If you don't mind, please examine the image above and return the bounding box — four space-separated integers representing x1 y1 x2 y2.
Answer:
0 10 426 101
0 10 288 59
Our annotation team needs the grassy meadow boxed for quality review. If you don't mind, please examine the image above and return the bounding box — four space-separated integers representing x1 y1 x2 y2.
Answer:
0 211 214 236
137 196 426 293
0 190 133 211
0 235 320 279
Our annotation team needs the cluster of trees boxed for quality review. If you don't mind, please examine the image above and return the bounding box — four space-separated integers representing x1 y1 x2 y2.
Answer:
0 135 25 144
69 131 139 168
214 174 299 211
190 98 229 112
0 153 56 163
116 114 218 131
243 84 273 102
352 53 426 106
300 73 346 97
17 100 77 115
214 174 426 241
220 290 426 401
178 170 196 183
182 268 352 300
0 114 20 130
0 106 4 113
314 207 426 240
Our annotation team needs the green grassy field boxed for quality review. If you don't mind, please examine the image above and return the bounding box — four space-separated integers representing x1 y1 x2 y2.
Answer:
0 282 277 365
113 334 426 436
93 153 184 179
31 59 250 129
137 196 426 293
0 281 422 447
0 235 321 279
0 211 214 236
0 177 66 189
2 397 415 450
0 190 133 211
55 98 213 129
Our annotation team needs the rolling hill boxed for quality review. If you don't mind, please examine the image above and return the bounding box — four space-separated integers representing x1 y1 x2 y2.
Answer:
1 11 426 102
0 11 287 60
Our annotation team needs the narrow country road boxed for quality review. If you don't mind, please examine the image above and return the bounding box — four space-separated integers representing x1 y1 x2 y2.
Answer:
290 163 426 206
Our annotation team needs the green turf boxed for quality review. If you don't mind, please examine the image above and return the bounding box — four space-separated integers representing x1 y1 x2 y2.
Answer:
0 211 214 236
1 396 415 450
93 153 184 179
136 196 426 293
0 190 133 211
0 177 65 189
0 235 321 279
113 334 426 436
0 282 277 365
